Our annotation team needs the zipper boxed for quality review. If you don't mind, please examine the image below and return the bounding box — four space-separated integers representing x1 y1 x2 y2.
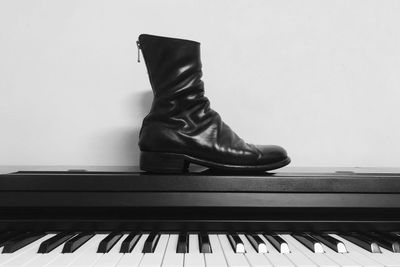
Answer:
136 40 141 63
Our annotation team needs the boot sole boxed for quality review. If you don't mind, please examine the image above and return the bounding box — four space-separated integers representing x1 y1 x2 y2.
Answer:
140 151 291 173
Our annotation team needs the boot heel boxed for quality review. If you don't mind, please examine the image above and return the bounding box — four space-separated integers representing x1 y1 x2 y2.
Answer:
140 151 189 173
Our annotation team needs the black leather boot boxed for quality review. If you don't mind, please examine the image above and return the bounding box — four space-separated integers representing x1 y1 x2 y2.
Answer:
137 34 290 173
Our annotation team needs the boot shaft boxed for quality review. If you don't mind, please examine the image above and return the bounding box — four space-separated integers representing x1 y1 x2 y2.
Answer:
138 34 204 99
138 34 213 151
138 34 211 128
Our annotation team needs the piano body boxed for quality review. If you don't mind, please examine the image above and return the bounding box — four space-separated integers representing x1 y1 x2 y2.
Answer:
0 166 400 266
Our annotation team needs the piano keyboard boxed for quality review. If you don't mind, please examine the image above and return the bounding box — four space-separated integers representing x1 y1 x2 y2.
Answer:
1 232 400 267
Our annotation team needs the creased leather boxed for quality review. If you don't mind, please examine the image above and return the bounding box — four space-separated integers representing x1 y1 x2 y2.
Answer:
138 34 289 166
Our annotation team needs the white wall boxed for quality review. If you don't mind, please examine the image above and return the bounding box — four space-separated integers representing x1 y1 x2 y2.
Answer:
1 0 400 167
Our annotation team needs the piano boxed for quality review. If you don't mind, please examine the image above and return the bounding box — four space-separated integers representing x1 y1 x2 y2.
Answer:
1 166 400 267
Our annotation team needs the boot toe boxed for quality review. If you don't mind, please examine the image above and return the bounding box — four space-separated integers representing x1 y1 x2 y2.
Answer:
256 145 289 165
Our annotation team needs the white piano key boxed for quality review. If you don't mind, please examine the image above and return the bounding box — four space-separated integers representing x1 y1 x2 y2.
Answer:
282 235 339 267
24 240 65 267
379 247 400 266
68 234 108 267
320 243 361 267
93 234 127 267
0 234 53 267
139 234 169 267
162 234 184 267
116 234 148 267
184 234 205 267
238 234 272 267
338 250 382 267
283 252 316 267
277 235 316 267
204 235 227 267
258 235 294 267
49 234 106 267
217 234 249 267
45 234 100 267
331 234 383 267
115 252 143 267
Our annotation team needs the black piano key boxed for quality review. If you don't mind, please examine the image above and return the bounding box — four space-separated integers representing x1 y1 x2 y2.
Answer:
176 232 188 253
0 232 19 247
340 233 381 253
38 232 76 253
375 232 400 253
62 232 94 253
120 233 141 253
292 233 324 253
97 232 123 253
362 232 400 253
142 233 160 253
2 232 45 253
246 234 267 253
227 233 245 253
264 233 290 253
199 233 212 253
311 233 347 253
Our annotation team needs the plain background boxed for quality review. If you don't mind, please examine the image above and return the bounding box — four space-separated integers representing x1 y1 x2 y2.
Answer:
1 0 399 167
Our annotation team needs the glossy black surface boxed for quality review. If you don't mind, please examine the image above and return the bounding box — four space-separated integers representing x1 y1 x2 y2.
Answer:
38 232 75 253
373 232 400 253
264 234 288 253
246 234 265 253
361 232 399 252
62 232 93 253
292 233 321 253
137 34 290 173
227 233 244 253
340 233 381 253
142 233 160 253
1 170 400 232
176 232 188 253
199 233 212 253
2 232 44 253
120 233 141 253
4 170 400 192
311 233 344 253
97 232 123 253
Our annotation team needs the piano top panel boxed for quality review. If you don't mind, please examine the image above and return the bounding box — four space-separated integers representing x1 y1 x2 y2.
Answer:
1 166 400 193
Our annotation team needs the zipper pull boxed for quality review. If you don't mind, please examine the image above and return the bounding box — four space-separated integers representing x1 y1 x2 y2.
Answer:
136 40 141 63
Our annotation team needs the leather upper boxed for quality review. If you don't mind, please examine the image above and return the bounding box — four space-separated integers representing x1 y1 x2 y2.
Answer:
138 34 288 166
